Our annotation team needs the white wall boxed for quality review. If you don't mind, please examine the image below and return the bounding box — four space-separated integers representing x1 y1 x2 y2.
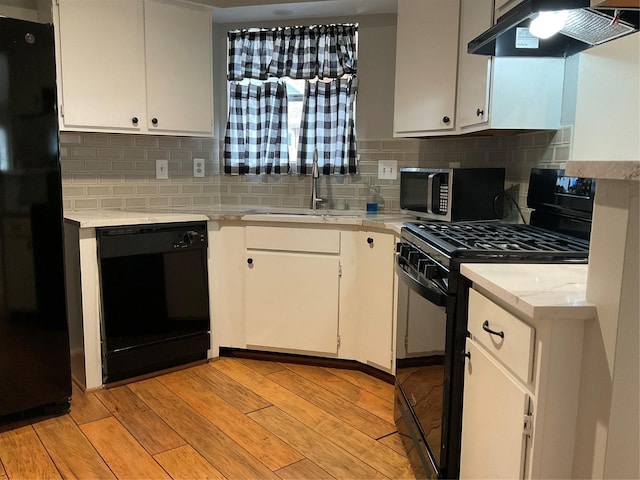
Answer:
568 32 640 479
571 32 640 161
572 179 640 479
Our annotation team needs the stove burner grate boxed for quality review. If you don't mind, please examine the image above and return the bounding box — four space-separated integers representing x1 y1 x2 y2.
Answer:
407 221 590 255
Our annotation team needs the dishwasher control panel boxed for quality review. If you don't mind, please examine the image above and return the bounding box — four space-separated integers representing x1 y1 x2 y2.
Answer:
97 222 207 258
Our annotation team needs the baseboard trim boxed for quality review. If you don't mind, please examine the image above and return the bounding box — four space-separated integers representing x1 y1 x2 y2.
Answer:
218 347 394 384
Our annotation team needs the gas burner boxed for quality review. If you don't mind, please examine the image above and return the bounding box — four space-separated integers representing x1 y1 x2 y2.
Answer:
403 221 589 260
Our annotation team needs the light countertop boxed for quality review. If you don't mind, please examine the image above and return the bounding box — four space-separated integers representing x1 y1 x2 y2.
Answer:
64 207 412 235
565 160 639 181
64 210 210 227
461 263 596 321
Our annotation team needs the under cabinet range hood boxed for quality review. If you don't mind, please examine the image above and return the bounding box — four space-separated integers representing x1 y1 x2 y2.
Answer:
468 0 640 57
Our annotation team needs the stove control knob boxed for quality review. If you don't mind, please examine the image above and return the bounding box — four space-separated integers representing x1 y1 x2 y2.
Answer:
418 259 437 279
407 250 418 266
417 258 429 275
424 263 438 280
397 243 410 257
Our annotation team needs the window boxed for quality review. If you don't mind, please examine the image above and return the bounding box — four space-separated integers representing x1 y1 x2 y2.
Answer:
224 25 358 176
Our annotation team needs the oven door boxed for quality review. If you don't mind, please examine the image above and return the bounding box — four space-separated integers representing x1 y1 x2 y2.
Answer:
395 255 449 479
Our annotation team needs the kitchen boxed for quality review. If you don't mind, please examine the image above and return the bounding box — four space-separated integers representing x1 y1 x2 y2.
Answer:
0 0 638 479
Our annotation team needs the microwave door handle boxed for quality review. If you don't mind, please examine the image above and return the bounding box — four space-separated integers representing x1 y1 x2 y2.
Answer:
427 173 437 214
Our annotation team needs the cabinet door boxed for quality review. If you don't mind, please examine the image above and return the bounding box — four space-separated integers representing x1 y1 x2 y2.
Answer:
354 232 395 370
244 251 340 354
495 0 519 21
457 0 492 130
56 0 146 131
394 0 460 136
144 0 213 136
460 340 530 479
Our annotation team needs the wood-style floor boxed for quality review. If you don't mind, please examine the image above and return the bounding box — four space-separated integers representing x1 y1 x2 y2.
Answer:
0 357 416 479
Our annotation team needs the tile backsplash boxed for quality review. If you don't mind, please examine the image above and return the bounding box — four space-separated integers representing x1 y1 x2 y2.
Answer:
60 126 572 219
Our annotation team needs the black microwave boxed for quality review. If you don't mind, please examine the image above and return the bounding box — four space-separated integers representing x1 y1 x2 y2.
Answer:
400 167 505 221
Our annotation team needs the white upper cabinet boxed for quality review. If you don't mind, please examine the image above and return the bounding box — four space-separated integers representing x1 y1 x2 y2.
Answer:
55 0 147 132
395 0 565 137
457 0 564 135
456 0 493 130
143 0 213 135
494 0 519 21
393 0 460 136
54 0 213 137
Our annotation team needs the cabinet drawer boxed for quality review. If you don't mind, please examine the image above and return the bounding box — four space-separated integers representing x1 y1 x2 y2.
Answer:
246 226 340 253
468 288 534 383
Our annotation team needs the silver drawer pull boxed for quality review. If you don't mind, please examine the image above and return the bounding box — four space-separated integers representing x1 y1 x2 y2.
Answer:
482 320 504 339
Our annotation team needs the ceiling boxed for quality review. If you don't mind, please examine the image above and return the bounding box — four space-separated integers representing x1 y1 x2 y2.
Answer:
192 0 397 24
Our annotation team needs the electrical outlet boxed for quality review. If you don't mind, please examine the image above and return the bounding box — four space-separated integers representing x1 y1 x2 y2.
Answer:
194 158 205 178
378 160 398 180
156 159 168 179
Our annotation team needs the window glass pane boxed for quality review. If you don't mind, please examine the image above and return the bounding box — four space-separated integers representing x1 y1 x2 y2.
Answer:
285 78 305 171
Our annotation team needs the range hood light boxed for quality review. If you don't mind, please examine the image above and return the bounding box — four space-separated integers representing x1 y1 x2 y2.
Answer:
467 0 640 57
529 10 569 38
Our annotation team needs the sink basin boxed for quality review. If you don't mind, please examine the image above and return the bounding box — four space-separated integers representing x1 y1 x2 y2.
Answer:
243 211 361 221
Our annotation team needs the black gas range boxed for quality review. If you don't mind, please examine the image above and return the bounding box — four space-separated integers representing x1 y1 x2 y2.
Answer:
394 170 593 479
401 220 590 268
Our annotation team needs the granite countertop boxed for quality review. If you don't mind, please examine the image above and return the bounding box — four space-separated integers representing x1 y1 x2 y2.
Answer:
64 207 412 235
461 263 596 322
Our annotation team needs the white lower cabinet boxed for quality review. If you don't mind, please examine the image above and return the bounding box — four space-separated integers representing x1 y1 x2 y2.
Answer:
244 251 341 354
460 340 530 479
213 223 397 370
340 230 396 371
461 287 586 479
244 226 341 355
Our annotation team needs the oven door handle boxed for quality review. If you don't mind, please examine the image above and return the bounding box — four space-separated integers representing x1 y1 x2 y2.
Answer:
396 256 448 307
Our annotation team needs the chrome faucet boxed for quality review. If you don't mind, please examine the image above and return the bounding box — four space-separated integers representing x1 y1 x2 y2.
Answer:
310 151 323 210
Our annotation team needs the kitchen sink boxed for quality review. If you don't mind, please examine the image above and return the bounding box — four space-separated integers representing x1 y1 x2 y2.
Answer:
242 211 362 222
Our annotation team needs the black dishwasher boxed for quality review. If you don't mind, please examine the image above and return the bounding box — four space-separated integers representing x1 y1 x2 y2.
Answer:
97 222 210 383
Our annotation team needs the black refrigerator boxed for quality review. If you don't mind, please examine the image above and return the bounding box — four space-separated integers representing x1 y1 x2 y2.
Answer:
0 17 72 420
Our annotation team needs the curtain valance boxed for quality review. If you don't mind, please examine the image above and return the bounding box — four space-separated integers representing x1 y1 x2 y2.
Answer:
228 24 358 81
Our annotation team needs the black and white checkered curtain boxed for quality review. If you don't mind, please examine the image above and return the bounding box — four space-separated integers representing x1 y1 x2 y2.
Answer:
269 25 358 79
224 81 289 175
225 24 357 175
228 30 274 81
228 25 357 81
297 77 358 175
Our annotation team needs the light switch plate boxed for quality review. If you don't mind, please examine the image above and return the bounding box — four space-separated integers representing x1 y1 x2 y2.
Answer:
194 158 205 178
378 160 398 180
156 159 168 179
